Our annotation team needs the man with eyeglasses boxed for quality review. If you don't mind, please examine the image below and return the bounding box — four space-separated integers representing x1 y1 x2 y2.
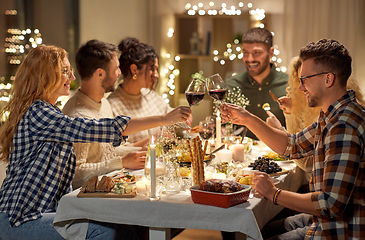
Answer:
220 39 365 239
225 27 288 140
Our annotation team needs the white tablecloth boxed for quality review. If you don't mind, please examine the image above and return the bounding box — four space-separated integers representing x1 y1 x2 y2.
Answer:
53 162 303 240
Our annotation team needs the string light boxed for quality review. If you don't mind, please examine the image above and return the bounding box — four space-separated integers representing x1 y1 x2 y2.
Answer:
160 2 285 105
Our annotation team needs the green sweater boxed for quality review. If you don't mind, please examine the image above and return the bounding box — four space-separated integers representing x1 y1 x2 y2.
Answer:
226 64 288 139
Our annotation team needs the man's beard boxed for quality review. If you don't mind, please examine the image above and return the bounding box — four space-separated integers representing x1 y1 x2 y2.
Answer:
245 56 270 77
102 74 116 93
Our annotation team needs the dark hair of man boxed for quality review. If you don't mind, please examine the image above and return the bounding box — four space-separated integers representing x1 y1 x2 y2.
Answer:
118 37 158 79
242 28 273 50
75 39 118 80
299 39 352 87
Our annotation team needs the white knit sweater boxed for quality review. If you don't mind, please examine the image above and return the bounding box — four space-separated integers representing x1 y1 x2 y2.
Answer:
62 89 140 189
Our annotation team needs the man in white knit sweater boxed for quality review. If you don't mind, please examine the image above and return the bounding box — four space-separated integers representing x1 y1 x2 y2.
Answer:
63 39 147 189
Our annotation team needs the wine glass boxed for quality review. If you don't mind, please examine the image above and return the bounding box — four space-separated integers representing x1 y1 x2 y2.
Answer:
175 78 206 130
185 78 206 107
198 120 214 140
206 73 227 103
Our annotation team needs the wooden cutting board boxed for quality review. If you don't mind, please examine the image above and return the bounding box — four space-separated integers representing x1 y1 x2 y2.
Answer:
77 189 136 198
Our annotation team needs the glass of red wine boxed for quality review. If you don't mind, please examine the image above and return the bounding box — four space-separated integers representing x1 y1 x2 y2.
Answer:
206 73 227 103
185 78 206 107
199 120 214 140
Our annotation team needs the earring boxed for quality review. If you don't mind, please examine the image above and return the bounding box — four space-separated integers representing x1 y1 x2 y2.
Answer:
133 74 137 80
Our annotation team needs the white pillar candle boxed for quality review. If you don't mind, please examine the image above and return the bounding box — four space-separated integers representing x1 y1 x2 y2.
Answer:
212 173 226 179
229 139 245 162
216 110 222 148
217 144 232 162
136 177 147 195
150 136 156 199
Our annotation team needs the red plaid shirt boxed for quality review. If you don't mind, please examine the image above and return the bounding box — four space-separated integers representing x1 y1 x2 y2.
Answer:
284 90 365 239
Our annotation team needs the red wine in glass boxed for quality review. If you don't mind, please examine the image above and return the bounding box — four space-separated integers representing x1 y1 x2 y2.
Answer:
208 89 227 101
199 131 213 140
185 92 205 106
206 73 227 103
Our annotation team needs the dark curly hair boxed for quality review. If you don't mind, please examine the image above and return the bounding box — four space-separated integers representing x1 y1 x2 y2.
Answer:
118 37 159 89
299 39 352 86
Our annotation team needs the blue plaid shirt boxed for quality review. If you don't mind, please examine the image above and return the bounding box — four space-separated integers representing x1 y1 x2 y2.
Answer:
0 100 130 227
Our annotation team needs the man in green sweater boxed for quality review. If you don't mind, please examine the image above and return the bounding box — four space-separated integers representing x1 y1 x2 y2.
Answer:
226 28 288 140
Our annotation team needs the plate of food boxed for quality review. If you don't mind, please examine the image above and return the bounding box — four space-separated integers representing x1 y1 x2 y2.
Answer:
190 179 251 208
178 154 215 167
78 175 137 198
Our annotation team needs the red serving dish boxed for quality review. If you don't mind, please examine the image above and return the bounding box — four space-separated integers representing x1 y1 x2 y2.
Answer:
190 184 251 208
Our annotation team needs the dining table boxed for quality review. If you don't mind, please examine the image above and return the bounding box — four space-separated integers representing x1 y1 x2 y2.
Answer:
53 145 305 240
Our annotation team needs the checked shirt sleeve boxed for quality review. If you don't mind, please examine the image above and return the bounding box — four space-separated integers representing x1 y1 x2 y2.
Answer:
311 120 362 218
27 101 130 146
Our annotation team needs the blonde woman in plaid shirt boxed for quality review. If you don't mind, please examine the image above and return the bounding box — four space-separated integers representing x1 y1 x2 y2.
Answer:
0 45 190 240
220 39 365 239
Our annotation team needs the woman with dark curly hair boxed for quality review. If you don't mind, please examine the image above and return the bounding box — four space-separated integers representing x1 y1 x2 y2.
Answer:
108 37 182 143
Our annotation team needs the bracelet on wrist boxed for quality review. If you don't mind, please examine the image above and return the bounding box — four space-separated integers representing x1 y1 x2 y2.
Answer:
273 188 282 205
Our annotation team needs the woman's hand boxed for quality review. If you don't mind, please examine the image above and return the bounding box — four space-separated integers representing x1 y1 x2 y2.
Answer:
219 103 247 125
164 106 191 125
278 96 292 114
251 172 277 201
266 111 284 130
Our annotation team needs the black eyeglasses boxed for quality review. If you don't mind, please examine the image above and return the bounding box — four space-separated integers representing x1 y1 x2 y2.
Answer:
299 72 333 86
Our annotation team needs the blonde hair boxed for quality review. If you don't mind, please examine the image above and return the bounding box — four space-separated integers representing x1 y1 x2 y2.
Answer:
285 57 320 133
0 45 67 163
286 56 365 134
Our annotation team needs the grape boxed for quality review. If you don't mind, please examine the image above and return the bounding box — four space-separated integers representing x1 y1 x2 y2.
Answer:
248 156 282 174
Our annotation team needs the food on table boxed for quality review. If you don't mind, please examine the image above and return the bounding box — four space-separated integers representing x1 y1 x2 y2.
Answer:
114 174 136 182
215 161 229 175
264 151 286 161
179 166 191 177
269 90 279 102
249 157 282 174
96 176 115 192
111 182 136 194
81 175 138 194
235 174 253 185
82 175 98 193
262 103 271 111
190 125 199 133
186 136 208 185
198 179 244 193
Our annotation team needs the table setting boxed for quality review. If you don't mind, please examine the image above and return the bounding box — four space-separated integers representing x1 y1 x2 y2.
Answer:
54 74 305 240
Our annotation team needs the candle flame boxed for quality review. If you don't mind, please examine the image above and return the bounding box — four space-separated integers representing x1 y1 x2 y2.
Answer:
217 110 220 117
151 136 154 144
236 139 240 144
225 143 228 149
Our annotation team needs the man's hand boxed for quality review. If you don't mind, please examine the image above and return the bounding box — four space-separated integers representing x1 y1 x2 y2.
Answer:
121 151 146 170
278 96 292 114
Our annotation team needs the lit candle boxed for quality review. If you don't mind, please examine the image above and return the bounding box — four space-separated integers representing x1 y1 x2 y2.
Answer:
150 136 156 199
212 173 227 179
216 110 222 148
229 139 245 162
136 177 147 195
217 143 232 162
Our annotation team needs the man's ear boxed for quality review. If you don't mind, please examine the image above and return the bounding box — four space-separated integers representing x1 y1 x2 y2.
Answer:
325 72 335 87
95 68 105 78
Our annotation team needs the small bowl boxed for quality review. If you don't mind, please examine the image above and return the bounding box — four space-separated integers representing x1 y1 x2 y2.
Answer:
190 184 251 208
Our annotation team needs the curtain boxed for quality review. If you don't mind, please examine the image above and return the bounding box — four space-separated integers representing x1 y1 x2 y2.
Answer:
283 0 365 89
